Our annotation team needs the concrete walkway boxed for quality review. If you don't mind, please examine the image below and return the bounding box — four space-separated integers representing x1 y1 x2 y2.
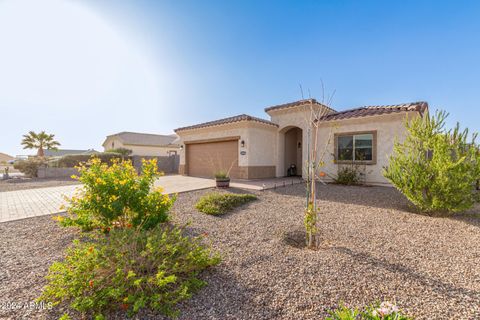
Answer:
1 175 304 223
231 176 303 190
0 185 77 223
154 175 216 193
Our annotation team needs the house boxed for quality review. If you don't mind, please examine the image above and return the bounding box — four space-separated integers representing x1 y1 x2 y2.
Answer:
102 132 180 156
43 149 99 157
174 99 428 185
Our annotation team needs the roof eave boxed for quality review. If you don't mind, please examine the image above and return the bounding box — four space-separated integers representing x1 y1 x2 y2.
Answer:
175 118 278 133
316 109 425 123
264 99 337 114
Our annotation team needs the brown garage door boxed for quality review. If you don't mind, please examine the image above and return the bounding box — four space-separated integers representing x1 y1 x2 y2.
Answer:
186 140 240 178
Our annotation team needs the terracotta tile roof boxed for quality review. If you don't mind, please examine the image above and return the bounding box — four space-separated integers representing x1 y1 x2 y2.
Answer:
174 114 279 132
318 101 428 122
265 98 336 113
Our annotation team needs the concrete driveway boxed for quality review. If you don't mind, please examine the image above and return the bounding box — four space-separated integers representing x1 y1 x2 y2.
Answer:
1 175 303 223
154 175 216 194
154 174 303 193
0 175 217 223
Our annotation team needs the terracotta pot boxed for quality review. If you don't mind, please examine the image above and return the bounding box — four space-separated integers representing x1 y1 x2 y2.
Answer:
215 178 230 188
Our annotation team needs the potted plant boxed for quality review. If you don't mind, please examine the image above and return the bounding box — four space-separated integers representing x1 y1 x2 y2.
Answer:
214 171 230 188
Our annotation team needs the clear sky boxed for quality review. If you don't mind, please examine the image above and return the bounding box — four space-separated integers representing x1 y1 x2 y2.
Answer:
1 0 479 156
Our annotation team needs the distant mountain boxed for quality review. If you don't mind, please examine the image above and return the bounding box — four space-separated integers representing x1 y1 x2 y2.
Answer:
0 152 14 163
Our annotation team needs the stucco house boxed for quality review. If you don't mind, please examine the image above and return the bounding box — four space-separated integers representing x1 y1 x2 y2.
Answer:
174 99 428 185
102 132 180 156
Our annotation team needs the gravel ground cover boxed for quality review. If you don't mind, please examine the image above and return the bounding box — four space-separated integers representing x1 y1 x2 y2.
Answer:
0 178 80 192
1 184 479 319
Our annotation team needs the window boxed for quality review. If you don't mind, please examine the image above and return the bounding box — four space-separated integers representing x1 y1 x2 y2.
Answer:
335 132 376 163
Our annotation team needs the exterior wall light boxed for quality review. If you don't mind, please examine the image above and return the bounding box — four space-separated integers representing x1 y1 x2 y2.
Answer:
241 140 245 147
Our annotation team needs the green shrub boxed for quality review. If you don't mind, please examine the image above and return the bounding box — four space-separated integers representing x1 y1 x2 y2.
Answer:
335 166 361 185
214 171 229 179
326 303 359 320
13 158 45 177
195 192 257 215
106 148 132 157
327 301 412 320
59 157 175 232
384 110 480 214
38 225 220 318
49 153 126 168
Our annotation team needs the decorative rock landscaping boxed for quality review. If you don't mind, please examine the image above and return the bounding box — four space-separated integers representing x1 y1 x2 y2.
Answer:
1 184 479 319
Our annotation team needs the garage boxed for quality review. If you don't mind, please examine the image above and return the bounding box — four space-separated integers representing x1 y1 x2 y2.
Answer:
175 114 278 180
186 139 240 178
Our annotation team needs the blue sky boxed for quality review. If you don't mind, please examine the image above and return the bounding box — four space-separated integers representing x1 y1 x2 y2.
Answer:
1 0 479 156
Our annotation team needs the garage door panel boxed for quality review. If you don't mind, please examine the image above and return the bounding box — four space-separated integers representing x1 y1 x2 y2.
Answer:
186 140 240 178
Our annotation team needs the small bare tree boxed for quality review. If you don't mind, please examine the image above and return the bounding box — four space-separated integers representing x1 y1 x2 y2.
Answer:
300 84 336 249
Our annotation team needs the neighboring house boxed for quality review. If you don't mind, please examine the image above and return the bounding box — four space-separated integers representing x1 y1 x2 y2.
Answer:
0 152 14 164
43 149 99 157
102 132 180 156
174 99 428 185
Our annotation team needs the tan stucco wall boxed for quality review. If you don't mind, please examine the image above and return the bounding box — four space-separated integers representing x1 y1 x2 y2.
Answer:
176 106 418 184
103 137 124 150
268 106 323 177
102 137 179 156
176 121 277 169
245 125 277 166
315 113 416 185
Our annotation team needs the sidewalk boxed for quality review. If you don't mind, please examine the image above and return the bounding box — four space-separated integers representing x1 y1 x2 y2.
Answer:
0 185 77 223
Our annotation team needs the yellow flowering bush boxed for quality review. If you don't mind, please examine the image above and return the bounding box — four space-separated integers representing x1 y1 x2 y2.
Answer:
61 157 175 232
39 225 220 319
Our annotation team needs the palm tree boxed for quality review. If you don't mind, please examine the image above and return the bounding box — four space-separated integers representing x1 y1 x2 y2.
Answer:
21 131 60 157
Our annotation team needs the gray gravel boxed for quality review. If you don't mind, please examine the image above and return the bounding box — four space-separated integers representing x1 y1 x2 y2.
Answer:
1 184 479 319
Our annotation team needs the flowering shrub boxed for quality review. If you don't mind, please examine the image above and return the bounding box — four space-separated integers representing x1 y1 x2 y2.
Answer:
59 157 175 231
326 301 412 320
38 225 220 318
363 301 411 320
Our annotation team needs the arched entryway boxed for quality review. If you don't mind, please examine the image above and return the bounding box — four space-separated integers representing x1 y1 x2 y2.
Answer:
283 127 303 176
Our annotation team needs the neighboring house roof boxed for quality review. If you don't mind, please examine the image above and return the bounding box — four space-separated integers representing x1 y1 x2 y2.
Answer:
318 101 428 122
0 152 14 162
175 114 279 132
44 149 99 157
104 132 179 147
264 98 337 113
